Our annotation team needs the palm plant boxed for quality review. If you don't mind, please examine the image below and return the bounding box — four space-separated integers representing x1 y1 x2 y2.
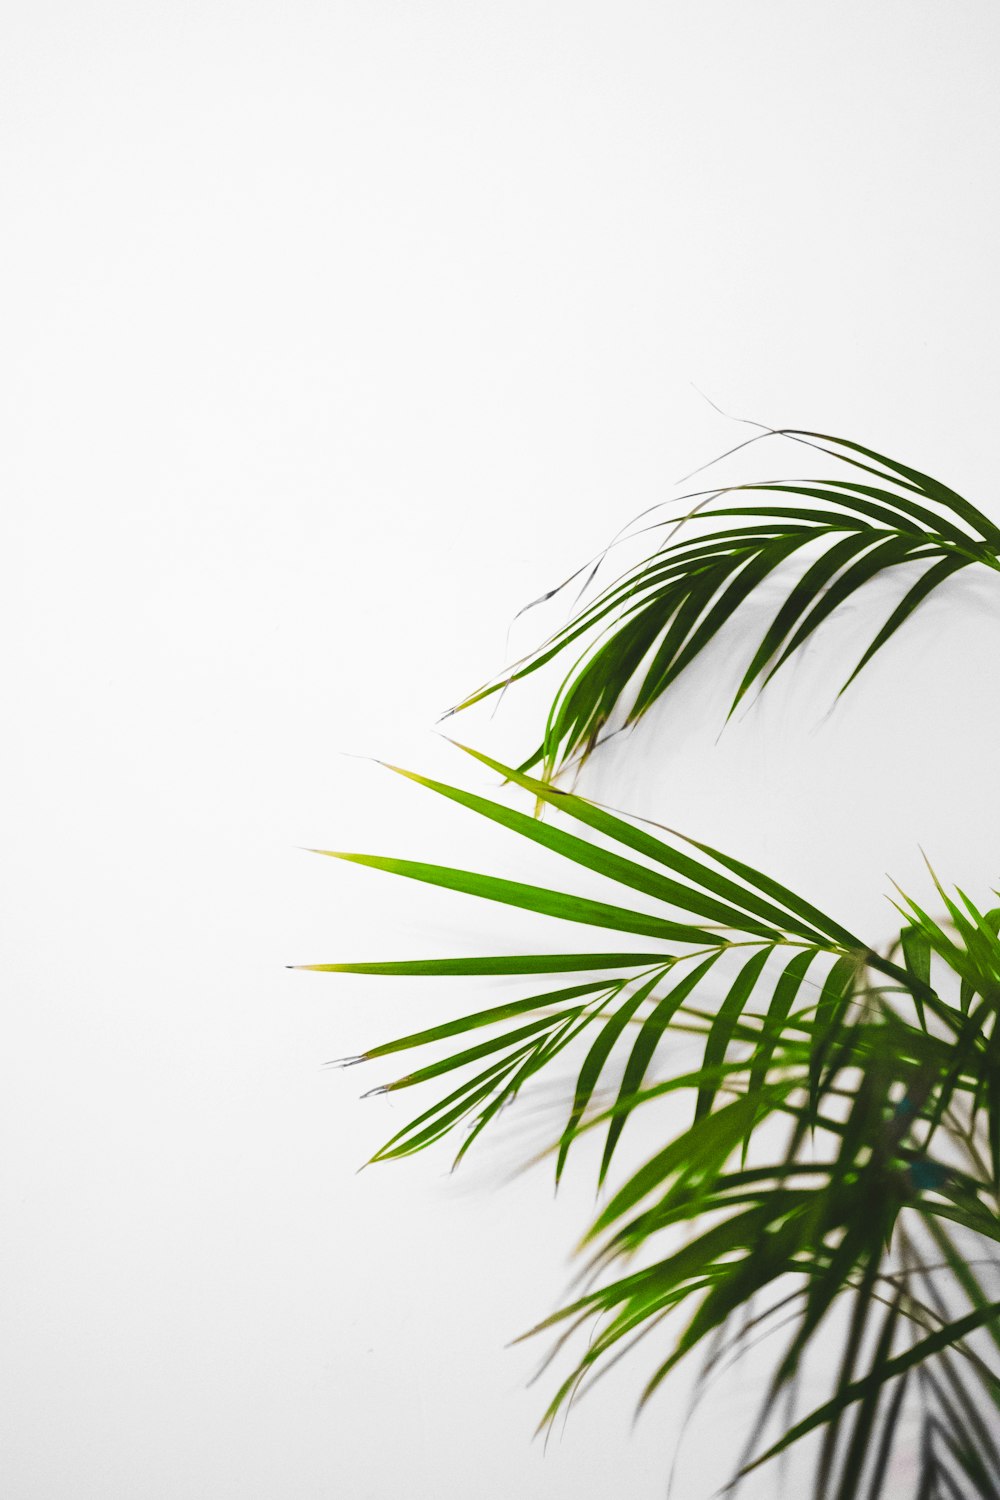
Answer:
302 433 1000 1495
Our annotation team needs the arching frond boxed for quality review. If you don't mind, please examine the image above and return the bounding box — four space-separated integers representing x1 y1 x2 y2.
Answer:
447 431 1000 780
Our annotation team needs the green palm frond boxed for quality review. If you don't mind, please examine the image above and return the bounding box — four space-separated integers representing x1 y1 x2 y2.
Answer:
303 748 1000 1493
446 431 1000 780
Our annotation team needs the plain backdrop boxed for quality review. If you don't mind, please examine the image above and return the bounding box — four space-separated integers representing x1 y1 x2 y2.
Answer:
5 3 1000 1496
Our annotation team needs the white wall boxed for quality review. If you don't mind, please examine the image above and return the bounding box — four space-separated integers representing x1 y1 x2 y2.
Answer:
5 4 1000 1496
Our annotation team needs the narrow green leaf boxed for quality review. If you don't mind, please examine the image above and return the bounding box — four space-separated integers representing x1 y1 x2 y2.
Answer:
759 533 926 689
453 1003 604 1168
370 1049 536 1161
382 763 785 937
555 969 667 1185
317 850 719 947
736 476 982 549
838 554 970 696
790 429 1000 547
587 1089 788 1239
900 924 933 1030
599 954 723 1184
730 530 886 712
695 946 772 1121
745 947 820 1136
809 951 865 1106
451 741 851 947
630 562 746 721
378 1008 588 1092
675 828 865 952
302 951 672 976
361 979 619 1061
632 531 816 709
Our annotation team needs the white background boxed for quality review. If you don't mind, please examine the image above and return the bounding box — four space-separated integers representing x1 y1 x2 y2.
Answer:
5 3 1000 1496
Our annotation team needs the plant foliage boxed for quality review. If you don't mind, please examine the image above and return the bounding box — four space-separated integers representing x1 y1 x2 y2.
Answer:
448 431 1000 782
305 743 1000 1495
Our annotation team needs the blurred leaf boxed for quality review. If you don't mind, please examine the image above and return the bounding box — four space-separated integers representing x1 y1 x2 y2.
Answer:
737 1300 1000 1481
